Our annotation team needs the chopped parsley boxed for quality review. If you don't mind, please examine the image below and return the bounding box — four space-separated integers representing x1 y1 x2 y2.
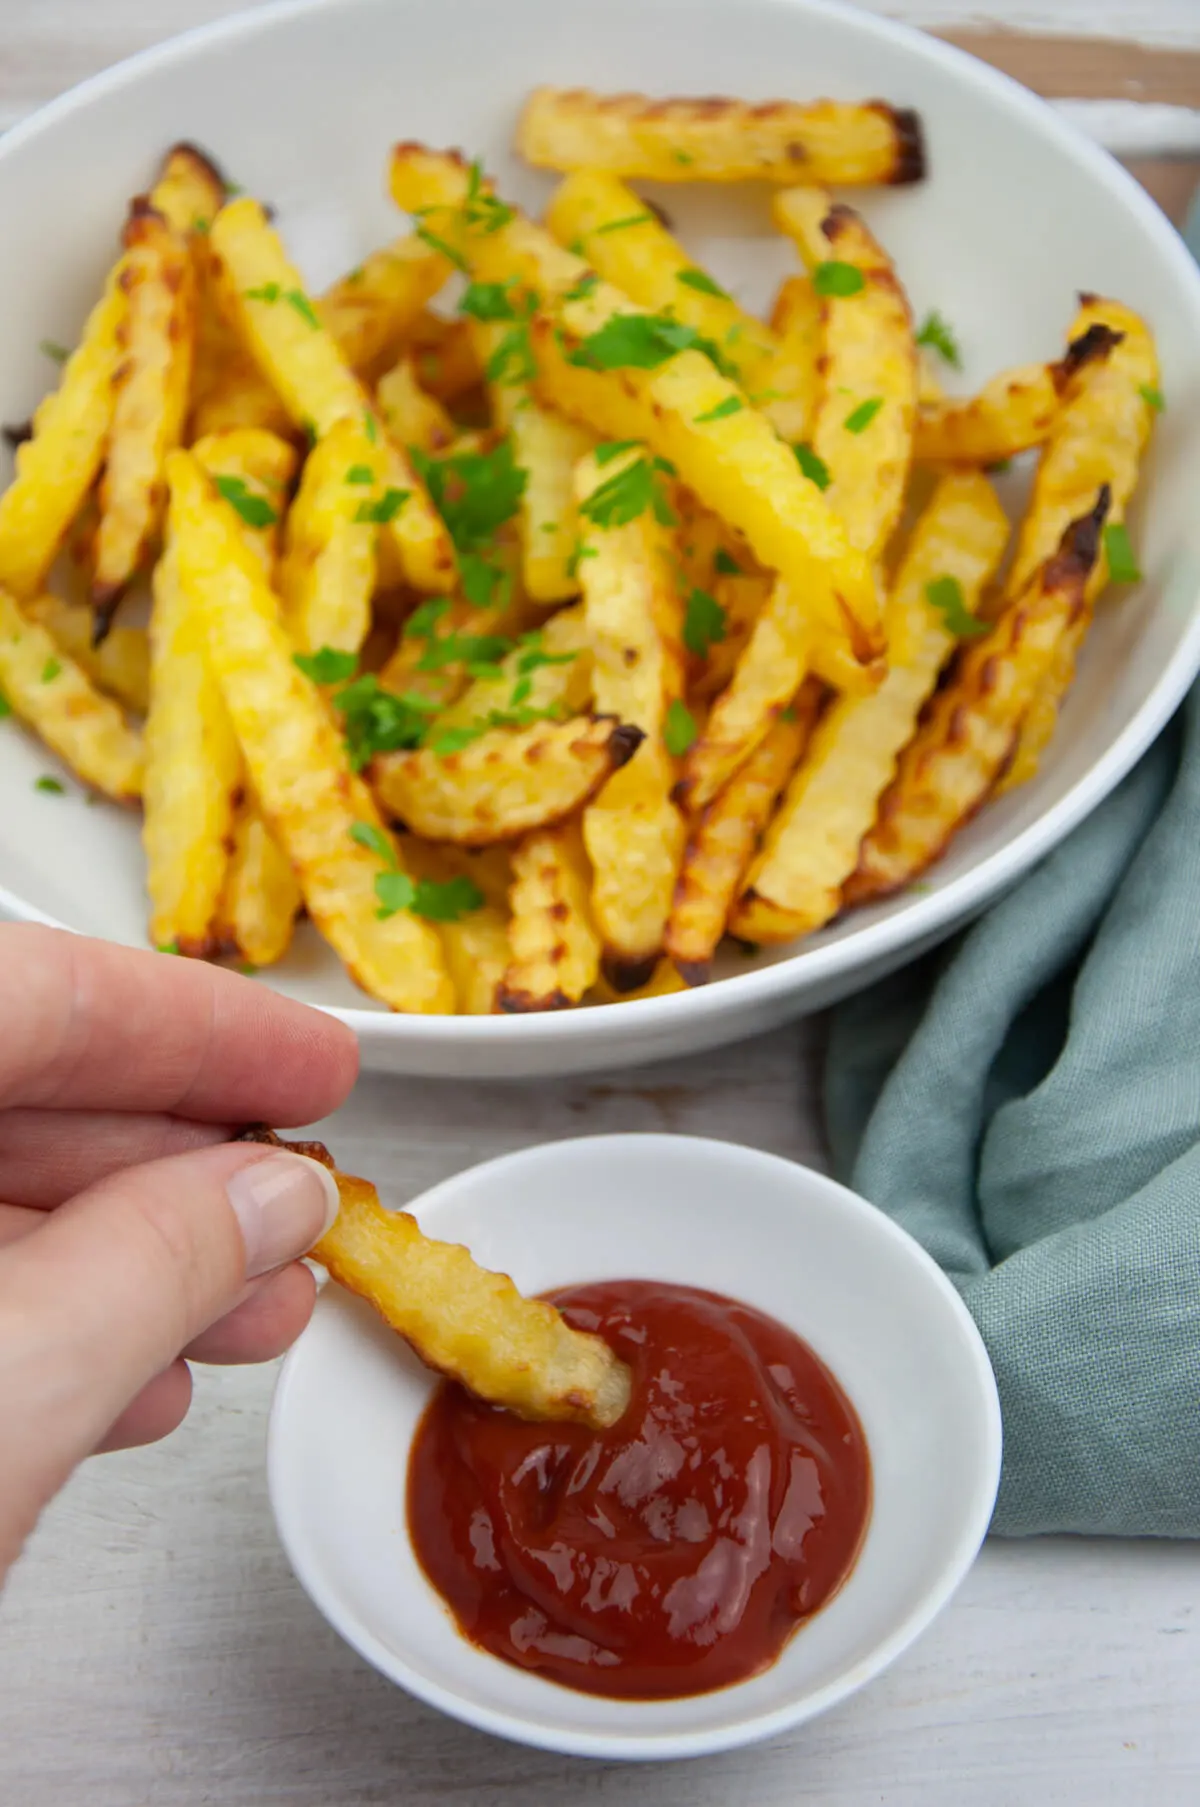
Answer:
1104 523 1141 585
564 271 599 303
677 267 728 299
1140 384 1166 413
568 312 724 374
683 587 727 659
403 597 452 641
915 309 961 369
349 820 394 863
594 439 641 467
213 473 278 528
714 547 742 576
244 282 281 303
463 159 514 236
415 225 468 271
793 443 831 489
484 324 536 386
35 775 65 795
427 725 488 755
844 397 884 434
595 212 655 234
694 395 743 424
0 689 10 718
39 339 69 364
414 439 526 560
363 409 379 444
284 288 320 329
664 698 699 757
460 551 512 611
672 150 695 167
458 279 520 321
351 814 485 921
417 631 515 675
40 658 61 683
565 541 598 581
579 451 676 530
344 463 374 486
157 939 181 953
332 675 440 768
812 261 865 299
354 487 410 524
293 646 358 684
925 575 986 637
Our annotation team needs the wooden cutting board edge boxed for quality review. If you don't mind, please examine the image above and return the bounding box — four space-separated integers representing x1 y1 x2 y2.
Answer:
937 30 1200 225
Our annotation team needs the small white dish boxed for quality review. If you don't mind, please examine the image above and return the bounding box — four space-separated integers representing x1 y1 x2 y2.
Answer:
268 1134 1001 1759
5 0 1199 1077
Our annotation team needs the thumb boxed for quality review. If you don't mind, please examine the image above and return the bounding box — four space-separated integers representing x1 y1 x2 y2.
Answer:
0 1141 338 1565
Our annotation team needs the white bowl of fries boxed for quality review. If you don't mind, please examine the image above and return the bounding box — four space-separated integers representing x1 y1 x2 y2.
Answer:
269 1135 1002 1758
1 0 1199 1077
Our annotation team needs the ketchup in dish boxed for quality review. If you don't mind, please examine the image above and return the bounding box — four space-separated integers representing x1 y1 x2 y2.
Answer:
407 1279 870 1699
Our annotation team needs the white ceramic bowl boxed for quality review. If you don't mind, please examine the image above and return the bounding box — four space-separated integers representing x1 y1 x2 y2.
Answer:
269 1134 1002 1759
2 0 1199 1078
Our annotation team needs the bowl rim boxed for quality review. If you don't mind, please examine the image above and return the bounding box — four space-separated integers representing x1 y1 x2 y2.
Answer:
267 1132 1003 1759
3 0 1200 1049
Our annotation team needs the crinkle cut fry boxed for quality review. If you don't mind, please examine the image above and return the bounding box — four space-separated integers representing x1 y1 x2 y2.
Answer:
842 490 1110 908
498 822 601 1010
387 144 882 695
666 688 820 983
516 88 926 186
238 1127 631 1428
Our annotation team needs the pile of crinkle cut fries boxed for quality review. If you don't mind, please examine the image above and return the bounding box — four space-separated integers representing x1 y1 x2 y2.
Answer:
0 88 1159 1013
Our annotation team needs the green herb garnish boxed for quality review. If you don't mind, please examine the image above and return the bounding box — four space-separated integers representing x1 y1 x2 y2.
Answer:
812 262 865 299
793 443 831 489
915 309 962 369
458 279 519 321
1140 384 1166 413
35 775 65 795
714 548 741 576
213 473 278 528
683 587 727 659
677 267 728 299
344 463 374 486
413 439 526 554
293 646 358 684
925 575 987 637
844 397 884 434
568 313 720 373
595 213 655 235
694 395 743 424
284 289 320 329
39 339 69 364
664 698 699 757
579 453 676 530
1104 523 1142 584
349 821 394 862
333 675 440 768
354 487 410 524
40 658 61 683
244 282 282 303
415 226 468 271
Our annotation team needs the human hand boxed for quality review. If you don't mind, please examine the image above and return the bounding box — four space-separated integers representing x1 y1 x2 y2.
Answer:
0 923 358 1582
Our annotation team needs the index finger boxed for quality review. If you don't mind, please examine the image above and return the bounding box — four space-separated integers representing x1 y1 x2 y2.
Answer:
0 925 359 1121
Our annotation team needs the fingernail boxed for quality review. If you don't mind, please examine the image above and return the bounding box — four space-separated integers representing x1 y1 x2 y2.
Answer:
226 1153 340 1278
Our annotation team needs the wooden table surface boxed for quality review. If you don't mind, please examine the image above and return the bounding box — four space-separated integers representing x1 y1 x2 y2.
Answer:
3 5 1200 1804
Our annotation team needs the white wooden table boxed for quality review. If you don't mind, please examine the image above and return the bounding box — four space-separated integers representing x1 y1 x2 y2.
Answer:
3 6 1200 1803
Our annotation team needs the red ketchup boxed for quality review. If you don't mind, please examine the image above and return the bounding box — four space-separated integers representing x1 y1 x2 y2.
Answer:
407 1279 870 1699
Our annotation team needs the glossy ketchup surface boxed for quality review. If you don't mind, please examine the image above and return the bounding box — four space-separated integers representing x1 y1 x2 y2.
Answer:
407 1280 870 1699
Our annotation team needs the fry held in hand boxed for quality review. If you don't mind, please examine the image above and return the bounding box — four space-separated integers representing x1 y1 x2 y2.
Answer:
245 1128 631 1429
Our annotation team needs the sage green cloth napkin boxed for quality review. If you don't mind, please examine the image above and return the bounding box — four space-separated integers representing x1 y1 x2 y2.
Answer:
825 689 1200 1536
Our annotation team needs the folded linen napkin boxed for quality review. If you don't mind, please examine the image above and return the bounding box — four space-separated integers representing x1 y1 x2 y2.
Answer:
824 194 1200 1537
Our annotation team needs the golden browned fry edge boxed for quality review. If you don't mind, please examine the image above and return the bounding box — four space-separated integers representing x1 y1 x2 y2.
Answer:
516 88 925 186
238 1126 631 1428
842 489 1109 907
497 821 602 1011
666 691 819 983
371 714 643 846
